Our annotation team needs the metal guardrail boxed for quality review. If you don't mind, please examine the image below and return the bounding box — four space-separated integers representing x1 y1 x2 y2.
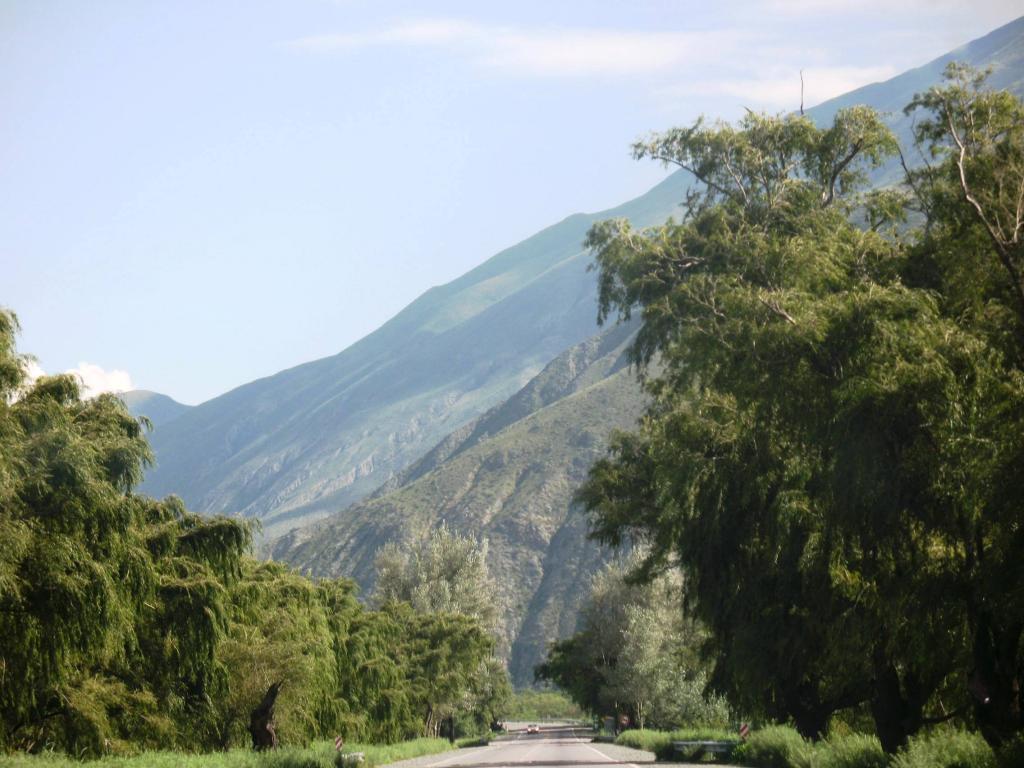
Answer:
673 740 739 758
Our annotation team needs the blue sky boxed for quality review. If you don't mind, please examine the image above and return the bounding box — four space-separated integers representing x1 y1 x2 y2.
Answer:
4 1 1022 404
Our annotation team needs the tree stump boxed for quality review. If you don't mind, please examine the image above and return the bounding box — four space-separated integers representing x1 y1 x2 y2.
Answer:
249 681 283 750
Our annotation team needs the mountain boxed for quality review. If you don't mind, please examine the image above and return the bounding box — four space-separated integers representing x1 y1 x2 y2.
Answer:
810 15 1024 188
269 17 1024 685
120 390 192 428
271 321 646 684
141 167 691 537
144 18 1024 542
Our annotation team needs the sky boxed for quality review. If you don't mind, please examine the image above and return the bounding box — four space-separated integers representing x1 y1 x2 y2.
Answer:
4 1 1023 404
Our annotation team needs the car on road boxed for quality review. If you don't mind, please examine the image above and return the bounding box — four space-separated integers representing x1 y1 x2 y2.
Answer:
526 724 539 734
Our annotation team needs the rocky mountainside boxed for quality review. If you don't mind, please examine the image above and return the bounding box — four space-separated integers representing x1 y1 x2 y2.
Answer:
271 322 645 684
140 170 691 538
270 17 1024 684
143 18 1024 542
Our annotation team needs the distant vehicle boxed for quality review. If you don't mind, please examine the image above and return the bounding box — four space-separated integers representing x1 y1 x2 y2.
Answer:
526 724 539 734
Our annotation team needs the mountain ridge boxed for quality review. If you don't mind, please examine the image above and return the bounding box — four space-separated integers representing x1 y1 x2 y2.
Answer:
120 390 193 428
268 17 1024 684
270 324 647 682
140 167 691 536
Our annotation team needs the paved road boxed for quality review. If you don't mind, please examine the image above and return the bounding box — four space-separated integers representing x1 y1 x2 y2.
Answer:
415 727 650 768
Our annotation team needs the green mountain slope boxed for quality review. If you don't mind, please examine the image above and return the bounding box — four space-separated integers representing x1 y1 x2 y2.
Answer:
270 324 646 684
120 390 192 428
140 170 690 537
145 18 1024 541
271 18 1024 684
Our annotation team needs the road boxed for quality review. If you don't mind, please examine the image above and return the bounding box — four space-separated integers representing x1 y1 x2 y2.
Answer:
416 727 648 768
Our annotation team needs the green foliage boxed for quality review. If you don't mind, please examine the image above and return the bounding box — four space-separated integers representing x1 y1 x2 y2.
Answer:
614 728 672 753
0 737 455 767
0 313 254 753
383 602 498 738
579 66 1024 750
734 726 815 768
371 528 511 739
273 325 647 687
997 734 1024 768
0 310 507 758
890 729 996 768
615 727 735 760
536 555 729 730
501 691 582 721
813 734 887 768
374 523 498 633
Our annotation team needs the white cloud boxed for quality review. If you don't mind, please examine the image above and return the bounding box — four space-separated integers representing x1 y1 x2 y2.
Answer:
69 362 134 398
24 361 134 399
24 359 45 385
287 20 746 78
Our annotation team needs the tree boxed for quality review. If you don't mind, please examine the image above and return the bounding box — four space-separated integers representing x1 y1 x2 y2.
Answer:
899 63 1024 749
384 602 495 738
576 81 1024 752
0 308 252 753
536 556 727 730
374 524 508 739
374 523 497 632
0 310 509 755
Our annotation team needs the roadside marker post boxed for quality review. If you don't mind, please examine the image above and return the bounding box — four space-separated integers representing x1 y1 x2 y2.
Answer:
739 723 750 740
335 735 344 751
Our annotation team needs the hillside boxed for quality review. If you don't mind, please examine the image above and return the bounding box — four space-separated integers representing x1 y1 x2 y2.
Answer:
271 323 646 684
271 17 1024 685
143 17 1024 541
140 171 689 537
120 390 192 428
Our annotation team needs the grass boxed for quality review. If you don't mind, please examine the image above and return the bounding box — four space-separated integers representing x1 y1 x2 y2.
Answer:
0 737 457 768
615 728 737 761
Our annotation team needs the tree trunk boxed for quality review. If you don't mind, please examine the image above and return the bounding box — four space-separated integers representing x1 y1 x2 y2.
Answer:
971 612 1023 748
869 652 928 754
782 684 832 741
790 704 830 741
249 682 283 751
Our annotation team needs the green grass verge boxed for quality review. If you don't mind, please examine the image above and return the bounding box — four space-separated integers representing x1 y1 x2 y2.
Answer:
0 737 456 768
614 728 737 761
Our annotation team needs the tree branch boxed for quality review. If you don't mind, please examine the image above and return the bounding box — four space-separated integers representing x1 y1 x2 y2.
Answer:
945 105 1024 316
646 154 738 202
822 140 864 208
759 296 797 324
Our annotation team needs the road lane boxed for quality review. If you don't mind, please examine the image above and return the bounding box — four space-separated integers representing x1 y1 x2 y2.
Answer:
423 727 646 768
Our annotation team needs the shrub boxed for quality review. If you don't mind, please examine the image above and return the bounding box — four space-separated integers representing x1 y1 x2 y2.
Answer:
815 734 886 768
999 735 1024 768
615 727 740 761
890 728 996 768
733 725 815 768
615 729 672 754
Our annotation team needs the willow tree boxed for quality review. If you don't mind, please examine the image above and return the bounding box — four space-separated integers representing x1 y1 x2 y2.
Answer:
899 64 1024 749
575 87 1019 752
536 555 726 730
0 309 250 754
374 524 509 738
374 522 498 633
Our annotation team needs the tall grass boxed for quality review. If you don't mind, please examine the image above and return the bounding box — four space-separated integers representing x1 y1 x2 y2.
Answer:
731 725 997 768
614 727 737 760
0 737 456 768
890 729 996 768
733 726 815 768
814 734 887 768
